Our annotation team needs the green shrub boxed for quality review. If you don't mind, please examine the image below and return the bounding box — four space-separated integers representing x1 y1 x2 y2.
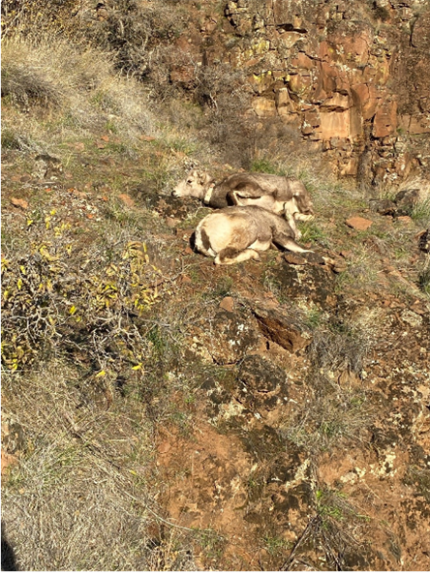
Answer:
1 212 162 373
411 199 430 225
418 266 430 295
250 158 279 174
1 128 21 149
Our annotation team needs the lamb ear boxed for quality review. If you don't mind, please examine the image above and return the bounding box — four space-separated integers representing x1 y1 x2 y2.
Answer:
198 172 209 185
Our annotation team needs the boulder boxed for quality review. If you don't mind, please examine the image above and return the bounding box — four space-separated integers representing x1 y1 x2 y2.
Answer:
346 216 373 231
369 198 397 216
394 188 424 213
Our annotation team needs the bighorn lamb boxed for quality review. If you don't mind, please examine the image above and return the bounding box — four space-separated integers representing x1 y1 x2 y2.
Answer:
173 170 314 237
195 205 311 265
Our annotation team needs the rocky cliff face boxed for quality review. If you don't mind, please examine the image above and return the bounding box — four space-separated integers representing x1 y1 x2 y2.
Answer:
3 0 429 184
164 0 430 186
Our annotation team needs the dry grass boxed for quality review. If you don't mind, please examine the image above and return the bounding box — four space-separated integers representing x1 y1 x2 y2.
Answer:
1 361 199 571
2 362 152 570
2 36 155 142
309 323 370 375
281 382 374 455
1 253 228 569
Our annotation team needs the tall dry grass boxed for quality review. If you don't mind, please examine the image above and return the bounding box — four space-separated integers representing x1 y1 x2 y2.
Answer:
1 362 197 571
2 35 155 142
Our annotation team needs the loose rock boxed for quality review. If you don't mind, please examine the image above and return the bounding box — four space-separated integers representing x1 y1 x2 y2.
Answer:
346 216 373 231
252 303 312 353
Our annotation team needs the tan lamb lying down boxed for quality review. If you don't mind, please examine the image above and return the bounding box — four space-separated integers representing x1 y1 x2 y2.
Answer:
194 205 311 265
173 170 314 238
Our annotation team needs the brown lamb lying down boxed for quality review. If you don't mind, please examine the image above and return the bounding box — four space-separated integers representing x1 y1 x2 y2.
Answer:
194 205 311 265
173 170 314 239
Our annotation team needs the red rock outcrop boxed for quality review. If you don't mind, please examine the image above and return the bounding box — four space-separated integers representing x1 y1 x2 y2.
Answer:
164 0 430 185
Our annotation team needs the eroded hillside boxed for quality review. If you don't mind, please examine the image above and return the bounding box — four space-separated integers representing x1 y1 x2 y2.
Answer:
1 1 430 571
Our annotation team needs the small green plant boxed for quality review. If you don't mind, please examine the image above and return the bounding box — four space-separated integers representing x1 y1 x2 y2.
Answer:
245 471 264 502
105 141 132 155
247 476 261 489
299 220 329 246
262 535 292 555
394 245 409 260
305 308 324 329
213 276 233 298
316 490 345 521
316 488 369 523
411 199 430 224
1 128 21 149
147 325 166 355
250 158 280 174
311 488 371 570
105 119 118 134
195 528 226 561
418 267 430 295
183 392 196 406
170 410 193 436
168 137 197 155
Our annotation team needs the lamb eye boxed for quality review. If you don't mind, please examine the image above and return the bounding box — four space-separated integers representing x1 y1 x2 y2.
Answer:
187 179 193 184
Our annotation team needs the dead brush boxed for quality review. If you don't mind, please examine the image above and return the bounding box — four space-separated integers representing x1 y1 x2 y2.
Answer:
0 0 183 105
1 59 64 110
1 0 83 39
84 0 189 78
281 489 371 571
